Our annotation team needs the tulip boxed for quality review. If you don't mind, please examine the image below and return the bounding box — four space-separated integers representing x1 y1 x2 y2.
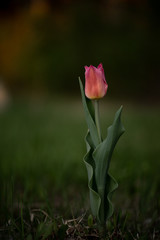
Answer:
84 63 108 100
79 75 125 234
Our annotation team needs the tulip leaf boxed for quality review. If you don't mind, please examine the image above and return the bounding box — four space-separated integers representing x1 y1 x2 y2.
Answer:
84 131 101 221
79 77 99 147
84 107 124 224
84 138 118 223
92 106 124 223
93 106 125 191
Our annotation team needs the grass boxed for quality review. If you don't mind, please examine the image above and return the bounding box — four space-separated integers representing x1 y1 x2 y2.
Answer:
0 98 160 239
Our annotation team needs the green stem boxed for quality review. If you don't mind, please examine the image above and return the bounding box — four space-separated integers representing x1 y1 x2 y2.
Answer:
95 100 101 143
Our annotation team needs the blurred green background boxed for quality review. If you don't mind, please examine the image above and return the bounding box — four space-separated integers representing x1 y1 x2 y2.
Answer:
0 0 160 237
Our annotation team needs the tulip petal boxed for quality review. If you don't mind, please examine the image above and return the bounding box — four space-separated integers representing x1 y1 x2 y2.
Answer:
84 65 88 70
97 63 103 69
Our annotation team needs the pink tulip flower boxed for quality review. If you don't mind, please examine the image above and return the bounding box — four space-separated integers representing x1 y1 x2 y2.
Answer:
84 63 108 100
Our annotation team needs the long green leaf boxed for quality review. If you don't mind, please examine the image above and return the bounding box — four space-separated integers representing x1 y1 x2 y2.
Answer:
84 131 119 224
84 131 101 222
93 106 125 188
92 106 125 223
79 77 99 147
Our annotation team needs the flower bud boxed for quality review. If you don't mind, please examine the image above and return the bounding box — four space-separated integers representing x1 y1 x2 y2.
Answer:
84 63 108 99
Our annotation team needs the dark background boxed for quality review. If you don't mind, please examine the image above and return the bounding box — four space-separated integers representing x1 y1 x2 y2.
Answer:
0 0 160 102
